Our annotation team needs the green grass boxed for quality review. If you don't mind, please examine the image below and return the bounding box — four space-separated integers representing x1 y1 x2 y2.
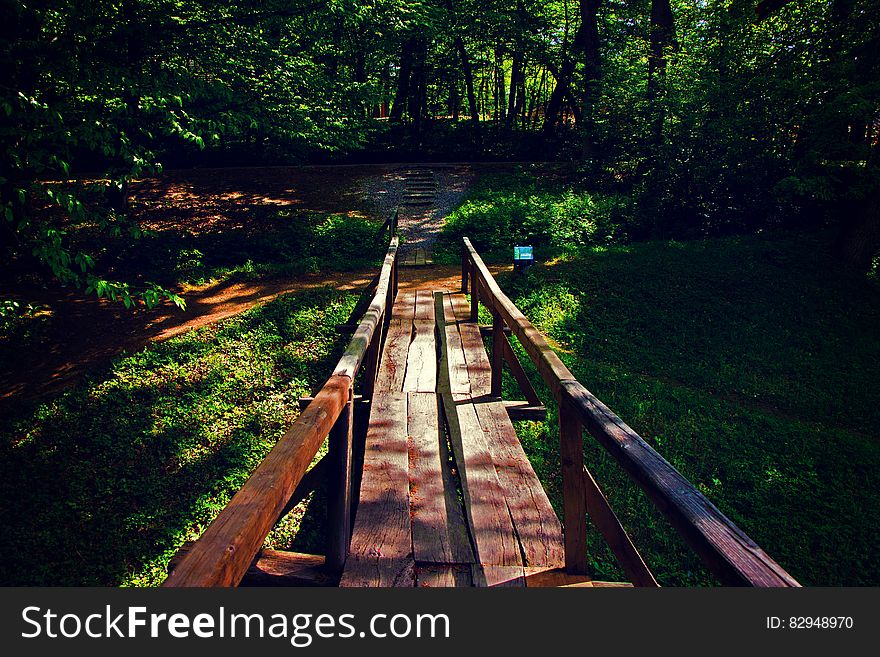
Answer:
433 171 633 264
95 208 385 288
487 232 880 586
0 286 357 585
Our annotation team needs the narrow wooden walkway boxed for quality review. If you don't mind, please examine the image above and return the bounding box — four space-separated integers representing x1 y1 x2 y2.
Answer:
340 287 577 587
164 231 799 589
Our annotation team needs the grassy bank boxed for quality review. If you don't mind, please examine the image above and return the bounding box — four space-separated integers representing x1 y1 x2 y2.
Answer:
0 287 356 585
488 234 880 585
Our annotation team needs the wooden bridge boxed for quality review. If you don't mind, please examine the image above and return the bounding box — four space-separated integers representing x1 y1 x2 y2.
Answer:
165 213 800 588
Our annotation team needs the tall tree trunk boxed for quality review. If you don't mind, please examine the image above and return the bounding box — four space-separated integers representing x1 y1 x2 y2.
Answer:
389 37 415 123
455 36 479 128
542 0 601 145
530 67 546 129
408 37 428 145
579 0 601 158
647 0 675 146
450 76 460 120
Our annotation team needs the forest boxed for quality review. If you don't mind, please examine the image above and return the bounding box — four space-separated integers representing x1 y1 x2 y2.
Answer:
1 0 879 588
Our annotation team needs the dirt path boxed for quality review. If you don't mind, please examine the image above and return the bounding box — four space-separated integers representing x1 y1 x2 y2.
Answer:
2 163 521 409
0 270 376 406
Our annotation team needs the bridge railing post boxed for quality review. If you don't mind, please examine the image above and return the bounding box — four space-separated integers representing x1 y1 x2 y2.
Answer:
470 262 479 322
491 310 504 398
559 392 588 575
327 379 354 573
461 244 469 294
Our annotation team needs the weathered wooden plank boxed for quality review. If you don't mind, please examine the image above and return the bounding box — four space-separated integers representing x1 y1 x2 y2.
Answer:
437 293 521 567
375 319 411 393
170 547 334 587
442 295 470 399
342 392 414 586
414 289 435 320
392 288 416 321
523 566 593 588
458 321 492 399
475 401 564 568
444 400 521 566
560 379 801 587
403 320 436 393
242 551 333 587
472 565 525 587
446 292 470 323
163 376 349 587
416 565 473 587
408 392 474 565
340 556 415 587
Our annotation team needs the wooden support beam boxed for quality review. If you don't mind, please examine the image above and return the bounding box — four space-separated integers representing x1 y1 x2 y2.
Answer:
470 261 479 322
500 333 542 407
503 401 547 422
479 324 512 336
169 548 335 587
581 465 659 587
275 455 329 523
461 246 469 294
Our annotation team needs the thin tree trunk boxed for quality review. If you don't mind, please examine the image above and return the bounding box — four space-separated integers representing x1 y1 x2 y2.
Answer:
507 51 521 130
390 37 415 122
543 0 600 139
456 36 479 127
495 47 506 125
446 0 479 130
579 0 601 158
530 67 546 129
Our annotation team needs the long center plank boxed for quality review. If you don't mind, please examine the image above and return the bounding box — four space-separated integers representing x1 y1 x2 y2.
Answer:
445 292 564 569
408 392 474 565
436 292 522 568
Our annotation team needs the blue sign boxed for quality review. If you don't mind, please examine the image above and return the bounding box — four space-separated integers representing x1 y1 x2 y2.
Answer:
514 246 534 261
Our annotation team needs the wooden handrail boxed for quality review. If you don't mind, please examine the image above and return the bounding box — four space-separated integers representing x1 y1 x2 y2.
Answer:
163 232 399 587
461 237 800 587
334 237 399 379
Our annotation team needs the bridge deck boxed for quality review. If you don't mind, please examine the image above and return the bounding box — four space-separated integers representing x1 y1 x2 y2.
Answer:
340 287 579 587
